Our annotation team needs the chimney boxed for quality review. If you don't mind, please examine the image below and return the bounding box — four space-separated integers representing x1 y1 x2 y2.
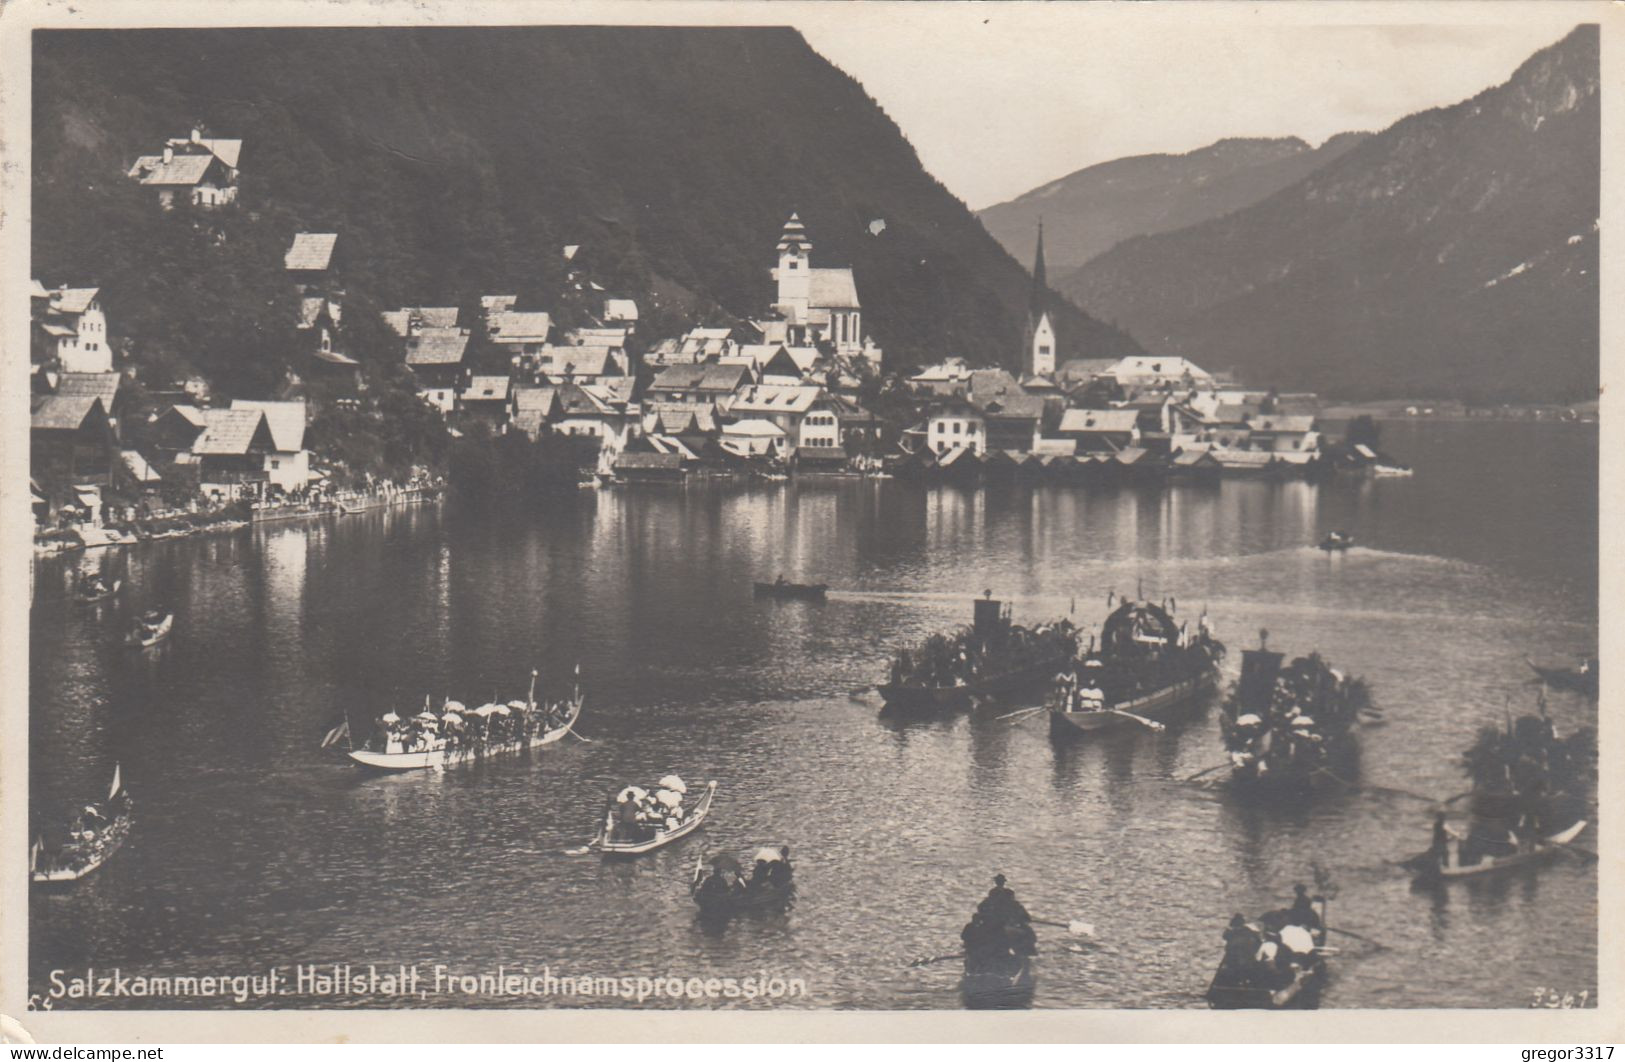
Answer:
191 127 202 145
162 146 174 164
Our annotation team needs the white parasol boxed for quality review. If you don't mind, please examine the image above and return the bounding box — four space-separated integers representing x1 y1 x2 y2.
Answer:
754 846 784 864
657 774 688 794
617 786 649 802
415 711 438 722
1236 713 1263 727
507 700 529 711
443 700 466 714
655 789 682 809
1292 716 1316 728
442 711 463 724
381 712 401 724
490 705 511 716
1279 925 1316 955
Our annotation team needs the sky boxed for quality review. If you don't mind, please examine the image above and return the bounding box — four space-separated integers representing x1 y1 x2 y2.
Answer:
793 5 1590 210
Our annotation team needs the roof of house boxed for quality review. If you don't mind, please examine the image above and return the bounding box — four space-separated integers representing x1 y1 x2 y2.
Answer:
1057 357 1120 379
284 233 338 271
687 327 733 341
808 268 860 309
129 153 218 187
968 368 1022 398
510 385 559 416
1248 415 1317 433
31 394 104 432
572 327 628 346
230 399 306 451
910 359 973 383
488 311 552 343
1114 446 1152 465
1058 408 1141 434
700 364 752 392
1211 403 1254 424
192 409 271 455
604 298 639 321
54 372 121 402
120 449 162 483
976 393 1046 420
462 375 511 402
480 294 518 313
165 137 242 168
738 344 786 368
405 327 470 367
722 418 786 438
1111 355 1213 381
30 278 52 299
729 384 821 414
159 404 208 429
545 347 616 378
1173 448 1219 466
651 365 707 391
49 287 100 315
554 382 617 418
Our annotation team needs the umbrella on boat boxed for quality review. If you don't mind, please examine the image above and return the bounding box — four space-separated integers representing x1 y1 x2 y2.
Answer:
658 774 688 794
655 789 682 809
443 700 466 714
617 786 649 802
1292 716 1316 729
506 700 528 711
414 711 438 723
442 711 464 724
1236 713 1263 727
489 705 511 716
754 846 785 864
1280 925 1316 955
381 712 401 724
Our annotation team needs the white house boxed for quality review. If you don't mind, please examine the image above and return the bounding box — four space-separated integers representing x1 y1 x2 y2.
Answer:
34 285 111 373
726 383 821 437
925 398 985 456
721 419 788 459
127 128 242 209
231 399 312 491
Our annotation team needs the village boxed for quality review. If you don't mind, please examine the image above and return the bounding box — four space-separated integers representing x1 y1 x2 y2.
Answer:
30 125 1395 551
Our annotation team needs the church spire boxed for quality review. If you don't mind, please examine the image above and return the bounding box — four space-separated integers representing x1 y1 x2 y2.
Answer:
1030 219 1047 313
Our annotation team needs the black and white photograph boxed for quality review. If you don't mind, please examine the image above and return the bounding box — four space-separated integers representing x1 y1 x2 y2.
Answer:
2 0 1616 1041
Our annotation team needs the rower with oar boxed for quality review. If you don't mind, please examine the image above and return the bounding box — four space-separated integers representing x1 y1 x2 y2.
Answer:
908 872 1095 969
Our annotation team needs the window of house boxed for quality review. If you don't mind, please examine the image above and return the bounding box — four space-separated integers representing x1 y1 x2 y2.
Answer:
954 422 962 434
270 459 281 470
788 261 799 270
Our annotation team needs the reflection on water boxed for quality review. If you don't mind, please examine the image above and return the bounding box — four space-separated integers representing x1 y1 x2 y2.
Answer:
30 420 1596 1009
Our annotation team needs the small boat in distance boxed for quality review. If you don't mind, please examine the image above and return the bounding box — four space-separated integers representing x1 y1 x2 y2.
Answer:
959 875 1038 1010
1528 657 1598 699
596 779 718 857
127 609 173 648
76 575 122 603
1317 530 1353 552
1205 888 1329 1010
31 765 131 889
753 577 828 601
692 846 796 919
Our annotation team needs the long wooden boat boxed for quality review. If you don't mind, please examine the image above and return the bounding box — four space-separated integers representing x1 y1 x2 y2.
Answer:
31 767 130 889
1527 660 1598 698
960 955 1036 1010
347 687 582 771
127 612 173 648
1049 665 1217 736
1409 821 1587 883
1317 532 1353 552
881 653 1071 716
1206 959 1326 1010
597 780 717 856
753 580 829 601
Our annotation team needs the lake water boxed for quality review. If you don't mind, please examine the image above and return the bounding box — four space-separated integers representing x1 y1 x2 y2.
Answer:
29 419 1598 1009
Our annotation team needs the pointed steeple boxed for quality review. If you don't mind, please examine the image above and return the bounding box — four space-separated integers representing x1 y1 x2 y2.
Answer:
1030 219 1047 314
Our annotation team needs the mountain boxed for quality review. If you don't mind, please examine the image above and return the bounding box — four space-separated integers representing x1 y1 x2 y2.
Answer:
31 27 1141 383
978 134 1371 275
1058 25 1599 403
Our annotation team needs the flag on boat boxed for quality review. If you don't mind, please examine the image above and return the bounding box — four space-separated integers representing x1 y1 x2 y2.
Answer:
320 718 351 749
108 763 121 801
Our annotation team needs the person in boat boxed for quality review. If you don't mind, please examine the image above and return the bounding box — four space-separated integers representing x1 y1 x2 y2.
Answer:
976 874 1031 929
767 847 794 887
1286 884 1321 931
749 858 772 890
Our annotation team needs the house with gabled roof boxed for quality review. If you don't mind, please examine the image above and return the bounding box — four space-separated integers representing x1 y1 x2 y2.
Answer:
726 383 821 436
127 127 242 209
191 408 275 499
31 395 115 486
404 327 471 413
383 307 460 338
284 233 338 289
230 399 311 491
459 375 512 426
508 386 561 441
973 391 1046 454
33 285 111 374
1055 408 1141 454
768 214 871 359
603 299 639 329
488 311 553 360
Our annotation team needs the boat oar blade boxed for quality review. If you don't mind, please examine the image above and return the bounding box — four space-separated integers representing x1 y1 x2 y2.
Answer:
906 952 963 969
1067 920 1095 937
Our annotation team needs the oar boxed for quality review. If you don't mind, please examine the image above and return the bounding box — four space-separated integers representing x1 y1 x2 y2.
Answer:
995 706 1046 723
1550 840 1599 862
1108 710 1164 732
1324 926 1388 951
1030 917 1095 936
1184 763 1230 783
564 837 601 856
567 729 595 744
906 952 963 969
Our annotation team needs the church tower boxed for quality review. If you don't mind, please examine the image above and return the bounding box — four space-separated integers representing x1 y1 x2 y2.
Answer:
772 212 813 321
1026 221 1056 377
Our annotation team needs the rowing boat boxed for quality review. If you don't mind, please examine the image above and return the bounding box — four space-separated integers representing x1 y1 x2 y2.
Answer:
1049 663 1217 736
1206 960 1326 1010
692 847 795 918
31 767 130 889
347 683 582 771
960 954 1035 1010
753 580 829 601
597 780 717 856
127 611 173 648
1410 821 1587 882
77 578 121 603
1317 532 1353 552
881 652 1072 716
1527 660 1598 699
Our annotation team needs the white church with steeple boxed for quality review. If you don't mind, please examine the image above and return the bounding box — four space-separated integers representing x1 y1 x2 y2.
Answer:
1025 221 1056 379
767 213 880 368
